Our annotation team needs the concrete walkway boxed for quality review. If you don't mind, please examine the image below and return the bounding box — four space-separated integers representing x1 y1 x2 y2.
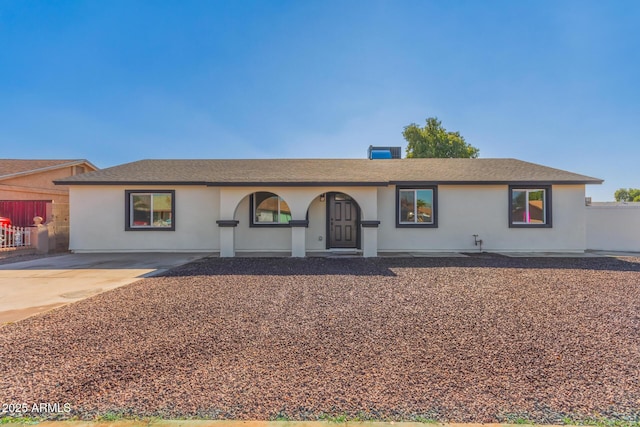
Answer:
0 252 207 324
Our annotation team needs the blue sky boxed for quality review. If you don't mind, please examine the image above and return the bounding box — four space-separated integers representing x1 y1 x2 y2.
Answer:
1 0 638 201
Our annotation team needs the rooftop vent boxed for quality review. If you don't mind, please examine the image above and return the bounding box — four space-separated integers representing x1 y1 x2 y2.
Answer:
368 145 402 160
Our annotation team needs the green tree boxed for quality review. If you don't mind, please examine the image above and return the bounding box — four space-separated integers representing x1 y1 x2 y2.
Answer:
403 117 479 159
614 188 629 202
614 188 640 202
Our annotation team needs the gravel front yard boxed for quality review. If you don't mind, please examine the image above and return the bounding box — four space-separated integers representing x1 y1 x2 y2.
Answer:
1 256 639 423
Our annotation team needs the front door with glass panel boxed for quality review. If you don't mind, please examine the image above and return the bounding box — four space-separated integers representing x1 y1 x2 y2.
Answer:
328 193 358 248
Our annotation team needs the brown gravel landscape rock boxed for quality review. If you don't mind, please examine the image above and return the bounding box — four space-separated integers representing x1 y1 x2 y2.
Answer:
1 256 639 423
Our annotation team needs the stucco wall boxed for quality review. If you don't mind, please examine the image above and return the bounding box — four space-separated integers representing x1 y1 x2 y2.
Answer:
377 184 586 252
234 195 291 252
3 167 75 191
70 185 374 253
227 186 377 253
305 197 327 251
69 183 588 253
1 164 97 202
0 186 68 202
586 204 640 252
0 167 70 201
69 186 219 252
232 194 330 252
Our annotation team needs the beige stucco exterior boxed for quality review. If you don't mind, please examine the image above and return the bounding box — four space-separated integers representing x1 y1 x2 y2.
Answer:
0 164 96 203
227 186 377 256
68 183 590 255
378 184 586 252
69 186 219 252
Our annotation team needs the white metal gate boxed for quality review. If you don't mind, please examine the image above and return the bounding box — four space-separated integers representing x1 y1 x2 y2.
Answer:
0 225 32 249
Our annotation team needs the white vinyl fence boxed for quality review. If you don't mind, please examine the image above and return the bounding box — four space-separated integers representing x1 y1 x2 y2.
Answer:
0 225 32 249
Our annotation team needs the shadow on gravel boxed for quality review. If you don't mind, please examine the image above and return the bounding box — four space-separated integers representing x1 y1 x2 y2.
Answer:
159 257 399 277
158 255 640 277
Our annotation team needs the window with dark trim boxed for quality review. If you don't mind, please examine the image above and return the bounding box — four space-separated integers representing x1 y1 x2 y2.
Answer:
250 192 292 227
509 185 552 228
125 190 175 231
396 186 438 228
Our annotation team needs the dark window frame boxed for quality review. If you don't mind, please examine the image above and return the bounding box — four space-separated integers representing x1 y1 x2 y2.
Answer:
395 186 438 228
249 192 292 228
125 190 176 231
508 185 552 228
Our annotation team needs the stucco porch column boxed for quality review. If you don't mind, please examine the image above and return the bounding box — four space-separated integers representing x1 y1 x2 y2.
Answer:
216 220 238 257
361 220 380 257
289 220 308 257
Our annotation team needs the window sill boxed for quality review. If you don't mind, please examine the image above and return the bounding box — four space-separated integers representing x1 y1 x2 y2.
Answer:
509 223 552 229
249 223 291 228
125 227 175 231
396 223 438 228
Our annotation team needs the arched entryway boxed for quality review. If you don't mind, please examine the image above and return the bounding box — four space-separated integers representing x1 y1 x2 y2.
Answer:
232 191 293 254
325 192 361 249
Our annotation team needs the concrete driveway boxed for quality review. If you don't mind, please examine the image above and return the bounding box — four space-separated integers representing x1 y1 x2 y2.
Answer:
0 252 207 324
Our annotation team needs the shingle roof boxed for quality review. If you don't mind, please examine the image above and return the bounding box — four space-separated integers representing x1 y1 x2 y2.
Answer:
53 158 603 186
0 159 96 180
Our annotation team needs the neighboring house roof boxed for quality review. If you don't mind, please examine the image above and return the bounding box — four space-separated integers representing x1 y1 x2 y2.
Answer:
54 158 603 186
0 159 98 181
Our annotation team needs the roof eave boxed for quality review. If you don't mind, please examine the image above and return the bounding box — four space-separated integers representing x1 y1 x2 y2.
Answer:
55 180 389 187
206 181 389 187
55 179 604 186
391 179 604 185
54 180 210 186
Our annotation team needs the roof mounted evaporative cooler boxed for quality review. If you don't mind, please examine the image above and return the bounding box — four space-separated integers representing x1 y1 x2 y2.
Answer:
368 145 402 159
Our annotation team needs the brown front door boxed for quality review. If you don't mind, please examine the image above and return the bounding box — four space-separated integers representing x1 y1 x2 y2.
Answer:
328 193 358 248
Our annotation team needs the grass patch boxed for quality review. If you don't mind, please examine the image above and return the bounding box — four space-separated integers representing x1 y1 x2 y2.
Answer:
269 410 292 421
0 417 41 424
500 413 536 425
96 412 127 421
318 413 348 423
562 416 640 427
414 415 441 424
316 412 395 422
